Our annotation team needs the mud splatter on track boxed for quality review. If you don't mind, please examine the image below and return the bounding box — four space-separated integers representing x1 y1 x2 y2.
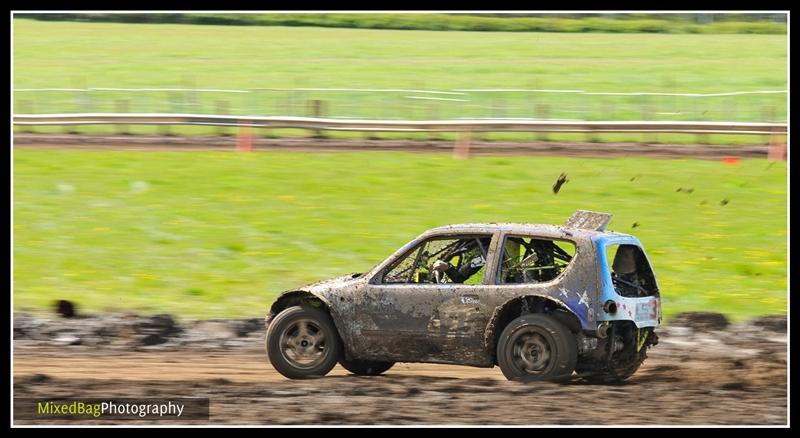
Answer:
13 318 786 425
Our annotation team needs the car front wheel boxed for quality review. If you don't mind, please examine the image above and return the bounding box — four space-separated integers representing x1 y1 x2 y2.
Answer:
266 305 342 379
496 314 577 382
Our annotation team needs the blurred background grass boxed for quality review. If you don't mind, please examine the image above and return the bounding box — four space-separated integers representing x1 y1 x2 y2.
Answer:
13 150 787 321
14 20 786 93
13 19 787 145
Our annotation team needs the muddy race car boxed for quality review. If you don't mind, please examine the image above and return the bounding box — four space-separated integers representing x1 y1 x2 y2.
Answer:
265 210 661 383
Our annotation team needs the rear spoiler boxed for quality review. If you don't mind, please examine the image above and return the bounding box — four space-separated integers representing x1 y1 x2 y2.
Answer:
565 210 613 231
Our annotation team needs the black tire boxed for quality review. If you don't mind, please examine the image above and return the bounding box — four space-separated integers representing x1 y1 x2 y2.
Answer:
496 314 578 382
575 324 654 384
576 354 645 384
266 305 342 379
339 358 395 376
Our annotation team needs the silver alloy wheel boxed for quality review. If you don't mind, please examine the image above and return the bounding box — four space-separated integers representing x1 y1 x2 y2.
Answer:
512 330 553 374
278 318 328 369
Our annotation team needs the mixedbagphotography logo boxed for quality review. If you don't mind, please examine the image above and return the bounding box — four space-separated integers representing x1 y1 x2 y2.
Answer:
36 400 102 418
15 398 209 422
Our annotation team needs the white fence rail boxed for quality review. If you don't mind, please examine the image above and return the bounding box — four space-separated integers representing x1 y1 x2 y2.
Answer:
13 113 788 135
13 88 789 97
13 87 788 124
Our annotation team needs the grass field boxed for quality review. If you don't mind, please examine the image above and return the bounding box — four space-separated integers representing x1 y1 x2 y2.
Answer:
13 20 787 91
13 19 787 145
13 149 787 321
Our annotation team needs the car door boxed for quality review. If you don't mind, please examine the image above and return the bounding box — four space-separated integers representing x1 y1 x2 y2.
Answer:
357 233 499 365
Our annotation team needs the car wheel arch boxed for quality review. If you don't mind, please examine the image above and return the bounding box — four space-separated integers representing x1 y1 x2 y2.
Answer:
267 290 348 348
484 295 581 363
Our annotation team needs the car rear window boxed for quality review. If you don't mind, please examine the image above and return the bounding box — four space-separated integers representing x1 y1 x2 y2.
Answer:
605 244 659 297
497 236 576 284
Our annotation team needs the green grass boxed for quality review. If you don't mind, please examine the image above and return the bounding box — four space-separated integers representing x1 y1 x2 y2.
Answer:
13 20 787 93
13 19 787 142
13 149 787 322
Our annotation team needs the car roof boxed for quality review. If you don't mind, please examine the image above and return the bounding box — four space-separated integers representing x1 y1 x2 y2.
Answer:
422 223 634 241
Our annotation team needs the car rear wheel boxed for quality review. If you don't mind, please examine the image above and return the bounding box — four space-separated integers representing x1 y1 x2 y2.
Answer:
576 325 656 384
575 353 646 384
497 314 577 382
339 358 395 376
266 305 342 379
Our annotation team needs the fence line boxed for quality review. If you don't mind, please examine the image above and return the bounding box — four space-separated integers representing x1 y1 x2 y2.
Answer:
287 88 468 95
405 96 470 102
12 113 788 135
13 87 789 97
580 90 788 97
14 88 87 92
88 87 251 93
451 89 788 97
14 88 250 93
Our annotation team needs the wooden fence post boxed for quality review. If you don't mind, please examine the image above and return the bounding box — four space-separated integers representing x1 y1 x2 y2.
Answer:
454 130 471 159
216 100 230 136
308 99 326 138
237 121 253 152
641 98 655 144
114 99 130 135
428 103 440 141
768 127 787 161
535 103 550 142
18 100 34 134
762 105 776 146
159 92 175 136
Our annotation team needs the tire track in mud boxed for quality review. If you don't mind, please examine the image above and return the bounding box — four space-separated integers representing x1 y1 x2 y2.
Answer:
12 361 787 425
13 316 787 425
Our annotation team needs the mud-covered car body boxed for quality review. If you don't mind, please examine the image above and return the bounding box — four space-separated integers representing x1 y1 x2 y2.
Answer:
267 211 661 378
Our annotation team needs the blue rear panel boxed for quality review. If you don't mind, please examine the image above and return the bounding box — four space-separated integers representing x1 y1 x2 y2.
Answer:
593 234 661 328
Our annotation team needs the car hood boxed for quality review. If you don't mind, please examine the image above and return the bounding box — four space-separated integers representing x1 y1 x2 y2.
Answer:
299 273 364 294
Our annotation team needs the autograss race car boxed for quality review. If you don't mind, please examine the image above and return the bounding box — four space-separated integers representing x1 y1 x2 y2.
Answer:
265 210 661 383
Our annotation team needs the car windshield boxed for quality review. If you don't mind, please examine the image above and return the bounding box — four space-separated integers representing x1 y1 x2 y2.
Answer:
382 235 491 284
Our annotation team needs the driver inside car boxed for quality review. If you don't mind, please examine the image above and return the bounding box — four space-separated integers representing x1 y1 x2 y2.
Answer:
611 246 646 296
430 237 491 283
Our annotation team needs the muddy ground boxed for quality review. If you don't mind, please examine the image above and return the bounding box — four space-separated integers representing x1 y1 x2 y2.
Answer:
12 312 787 425
13 133 772 159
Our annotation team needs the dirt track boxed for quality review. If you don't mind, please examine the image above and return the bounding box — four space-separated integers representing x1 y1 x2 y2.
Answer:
13 314 787 425
13 134 772 159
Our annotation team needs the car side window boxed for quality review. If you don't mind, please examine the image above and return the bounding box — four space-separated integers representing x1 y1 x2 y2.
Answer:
382 235 492 285
498 236 575 284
